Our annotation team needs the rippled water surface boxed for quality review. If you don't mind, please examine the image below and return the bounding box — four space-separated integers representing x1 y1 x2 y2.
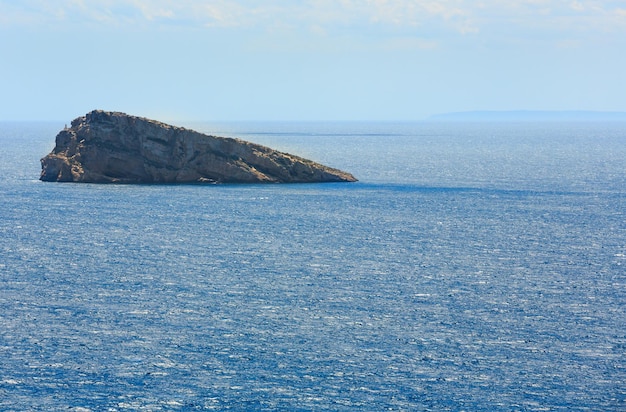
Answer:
1 121 625 410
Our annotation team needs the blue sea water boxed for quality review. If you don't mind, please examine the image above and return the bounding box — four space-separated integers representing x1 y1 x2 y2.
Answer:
0 121 625 411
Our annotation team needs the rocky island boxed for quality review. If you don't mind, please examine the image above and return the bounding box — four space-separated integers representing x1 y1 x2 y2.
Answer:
40 110 357 184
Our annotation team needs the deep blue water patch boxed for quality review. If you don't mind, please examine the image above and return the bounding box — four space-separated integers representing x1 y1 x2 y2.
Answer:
1 121 625 410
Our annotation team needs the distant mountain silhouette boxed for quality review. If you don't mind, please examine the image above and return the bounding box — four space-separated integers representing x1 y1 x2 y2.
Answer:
428 111 626 122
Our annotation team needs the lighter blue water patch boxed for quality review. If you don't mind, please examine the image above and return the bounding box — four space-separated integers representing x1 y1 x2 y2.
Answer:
0 121 625 410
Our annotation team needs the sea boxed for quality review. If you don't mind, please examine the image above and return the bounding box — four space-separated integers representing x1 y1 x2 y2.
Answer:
0 120 624 411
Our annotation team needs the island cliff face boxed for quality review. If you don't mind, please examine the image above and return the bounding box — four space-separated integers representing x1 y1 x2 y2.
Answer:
40 110 357 184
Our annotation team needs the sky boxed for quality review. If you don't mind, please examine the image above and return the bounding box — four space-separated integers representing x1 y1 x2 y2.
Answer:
1 0 625 121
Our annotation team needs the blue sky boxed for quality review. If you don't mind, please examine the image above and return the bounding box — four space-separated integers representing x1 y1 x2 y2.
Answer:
1 0 625 121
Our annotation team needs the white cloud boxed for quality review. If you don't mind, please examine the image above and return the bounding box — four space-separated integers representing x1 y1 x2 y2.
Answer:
129 1 175 21
0 0 479 31
1 0 624 45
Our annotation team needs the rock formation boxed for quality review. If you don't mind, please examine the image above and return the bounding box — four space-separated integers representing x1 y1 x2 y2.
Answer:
40 110 357 184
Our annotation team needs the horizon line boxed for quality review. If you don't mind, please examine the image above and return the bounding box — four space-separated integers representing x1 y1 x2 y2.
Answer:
3 110 626 123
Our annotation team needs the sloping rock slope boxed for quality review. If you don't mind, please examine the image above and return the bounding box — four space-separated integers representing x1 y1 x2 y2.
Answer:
40 110 357 184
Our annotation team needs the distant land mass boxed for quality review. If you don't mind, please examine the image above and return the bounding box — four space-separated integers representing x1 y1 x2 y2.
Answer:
428 111 626 122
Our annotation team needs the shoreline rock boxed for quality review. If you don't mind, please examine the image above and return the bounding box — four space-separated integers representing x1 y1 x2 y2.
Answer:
40 110 357 184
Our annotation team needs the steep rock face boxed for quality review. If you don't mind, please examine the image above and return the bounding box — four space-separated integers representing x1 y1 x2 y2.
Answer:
40 110 357 184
